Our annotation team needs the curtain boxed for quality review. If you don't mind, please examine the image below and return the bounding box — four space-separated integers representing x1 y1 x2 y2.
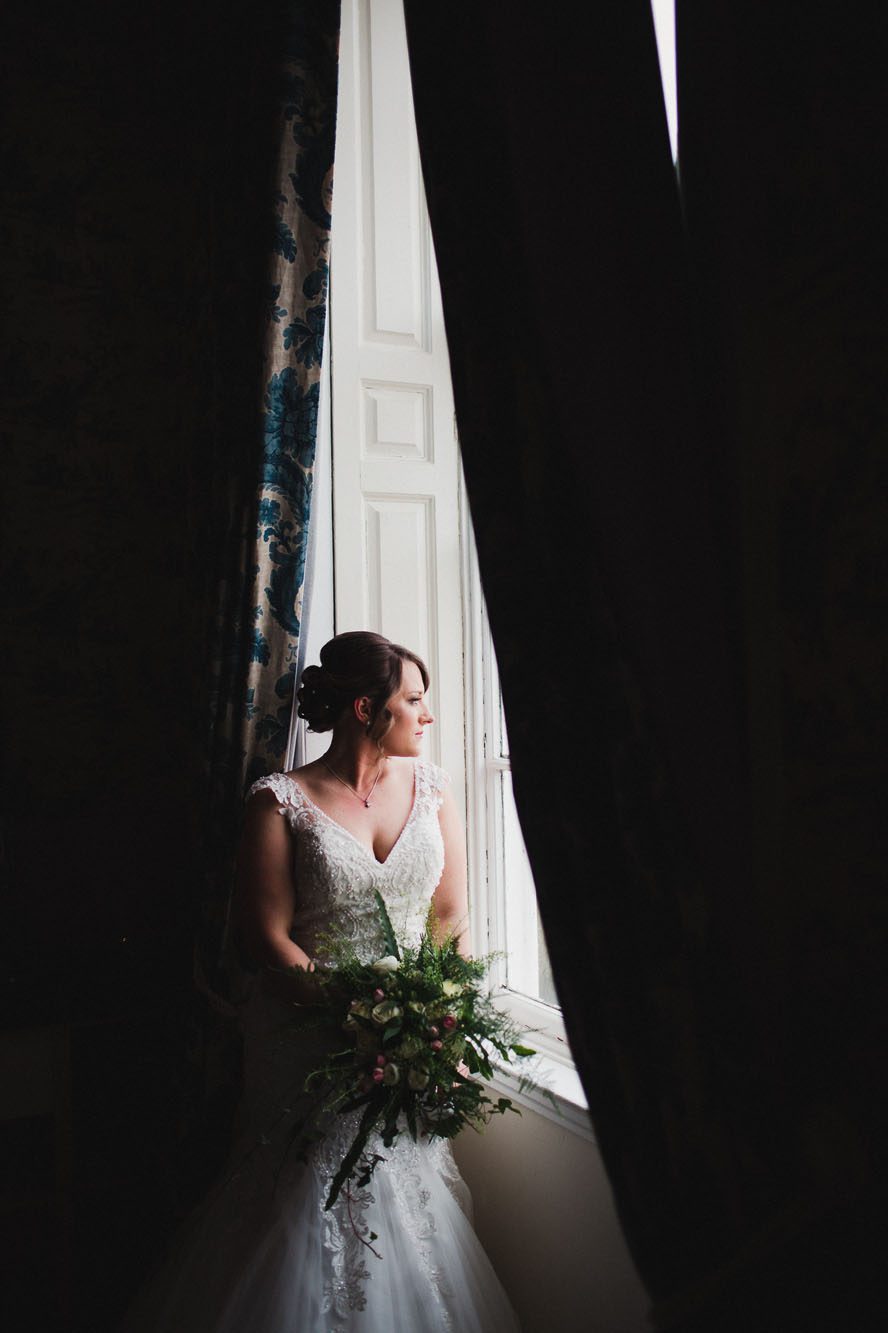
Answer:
404 3 886 1329
198 0 340 985
670 4 888 1327
183 0 341 1194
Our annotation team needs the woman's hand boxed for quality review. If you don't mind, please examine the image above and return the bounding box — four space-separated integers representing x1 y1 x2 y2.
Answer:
261 957 326 1007
261 958 355 1009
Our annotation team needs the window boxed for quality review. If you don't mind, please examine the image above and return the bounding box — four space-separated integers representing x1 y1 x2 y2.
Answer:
461 482 588 1126
467 542 559 1010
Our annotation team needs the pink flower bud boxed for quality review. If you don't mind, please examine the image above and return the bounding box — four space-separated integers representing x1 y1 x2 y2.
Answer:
430 1039 443 1052
442 1015 457 1030
375 1054 387 1068
427 1025 439 1038
373 987 386 1002
372 1067 385 1083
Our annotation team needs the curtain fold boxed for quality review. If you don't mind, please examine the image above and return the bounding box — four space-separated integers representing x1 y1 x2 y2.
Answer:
405 2 886 1328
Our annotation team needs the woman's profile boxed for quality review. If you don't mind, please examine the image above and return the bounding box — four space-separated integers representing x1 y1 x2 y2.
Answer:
122 630 520 1331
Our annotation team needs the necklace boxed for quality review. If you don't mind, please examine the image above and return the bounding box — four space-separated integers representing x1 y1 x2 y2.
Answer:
322 756 385 808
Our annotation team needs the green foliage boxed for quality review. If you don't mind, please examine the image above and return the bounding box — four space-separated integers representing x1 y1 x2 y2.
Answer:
373 889 402 960
285 896 542 1210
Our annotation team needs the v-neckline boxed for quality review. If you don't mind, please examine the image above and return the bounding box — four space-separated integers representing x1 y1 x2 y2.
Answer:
284 761 419 868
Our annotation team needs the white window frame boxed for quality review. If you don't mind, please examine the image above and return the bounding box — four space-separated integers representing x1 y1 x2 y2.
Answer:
459 471 592 1134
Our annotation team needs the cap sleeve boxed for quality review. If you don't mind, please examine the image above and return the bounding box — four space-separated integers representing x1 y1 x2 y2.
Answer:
245 772 296 809
415 759 451 811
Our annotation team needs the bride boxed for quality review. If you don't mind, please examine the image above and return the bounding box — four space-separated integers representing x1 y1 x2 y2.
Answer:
122 631 520 1332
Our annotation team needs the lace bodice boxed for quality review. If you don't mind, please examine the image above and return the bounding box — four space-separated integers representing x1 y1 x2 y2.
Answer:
246 759 450 964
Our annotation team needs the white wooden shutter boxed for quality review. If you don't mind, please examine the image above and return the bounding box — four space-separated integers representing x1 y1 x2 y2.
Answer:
330 0 465 808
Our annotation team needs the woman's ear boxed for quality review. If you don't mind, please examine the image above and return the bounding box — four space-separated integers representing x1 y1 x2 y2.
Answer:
353 695 372 726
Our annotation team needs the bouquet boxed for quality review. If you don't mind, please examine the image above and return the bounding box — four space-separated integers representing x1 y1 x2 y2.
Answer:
285 891 541 1214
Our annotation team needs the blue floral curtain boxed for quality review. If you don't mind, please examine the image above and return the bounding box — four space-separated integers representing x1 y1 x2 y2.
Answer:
205 0 338 947
183 1 340 1190
211 2 339 803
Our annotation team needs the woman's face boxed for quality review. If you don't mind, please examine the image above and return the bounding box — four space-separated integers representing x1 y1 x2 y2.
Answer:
381 660 434 757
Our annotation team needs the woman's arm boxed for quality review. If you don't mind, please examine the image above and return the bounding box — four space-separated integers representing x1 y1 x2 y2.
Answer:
430 784 472 956
234 789 324 1004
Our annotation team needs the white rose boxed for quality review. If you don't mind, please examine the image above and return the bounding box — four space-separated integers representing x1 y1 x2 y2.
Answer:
407 1068 430 1091
371 1000 403 1025
371 956 400 974
382 1062 400 1086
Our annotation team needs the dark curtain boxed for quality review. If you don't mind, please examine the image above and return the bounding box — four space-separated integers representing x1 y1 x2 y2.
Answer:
0 1 338 1326
404 4 887 1330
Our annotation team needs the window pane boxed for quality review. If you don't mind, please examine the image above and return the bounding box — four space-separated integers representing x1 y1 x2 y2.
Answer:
501 770 558 1007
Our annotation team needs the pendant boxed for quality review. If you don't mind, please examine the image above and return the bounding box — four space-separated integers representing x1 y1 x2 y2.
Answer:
364 799 371 808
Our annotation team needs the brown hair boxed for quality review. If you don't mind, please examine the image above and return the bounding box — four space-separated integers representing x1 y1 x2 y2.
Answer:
296 631 429 744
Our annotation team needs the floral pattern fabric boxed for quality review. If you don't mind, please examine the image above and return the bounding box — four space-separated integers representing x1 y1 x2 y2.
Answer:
222 3 340 799
199 2 341 998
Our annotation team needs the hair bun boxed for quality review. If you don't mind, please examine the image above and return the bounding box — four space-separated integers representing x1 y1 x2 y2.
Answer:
296 663 342 732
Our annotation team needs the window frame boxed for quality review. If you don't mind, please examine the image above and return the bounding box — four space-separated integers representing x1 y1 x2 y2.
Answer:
459 471 592 1132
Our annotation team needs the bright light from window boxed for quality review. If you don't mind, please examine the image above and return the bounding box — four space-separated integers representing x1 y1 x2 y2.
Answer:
502 770 559 1006
651 0 678 162
490 666 558 1008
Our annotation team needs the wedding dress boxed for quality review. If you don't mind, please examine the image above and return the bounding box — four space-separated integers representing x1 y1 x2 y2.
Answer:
122 759 521 1332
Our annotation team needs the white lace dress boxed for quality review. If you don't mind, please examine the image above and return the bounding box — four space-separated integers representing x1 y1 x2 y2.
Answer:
122 760 520 1333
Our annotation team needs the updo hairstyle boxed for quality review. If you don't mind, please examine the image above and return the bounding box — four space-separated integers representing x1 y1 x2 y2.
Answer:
296 631 429 745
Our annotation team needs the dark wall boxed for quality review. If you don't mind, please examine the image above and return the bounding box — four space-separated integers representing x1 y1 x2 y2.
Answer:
1 4 278 1327
4 5 208 983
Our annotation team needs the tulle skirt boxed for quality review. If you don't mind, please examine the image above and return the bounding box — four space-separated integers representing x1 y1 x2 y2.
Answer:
121 987 520 1333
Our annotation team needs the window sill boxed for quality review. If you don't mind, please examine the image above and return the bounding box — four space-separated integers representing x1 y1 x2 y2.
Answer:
478 986 594 1139
486 1048 595 1143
